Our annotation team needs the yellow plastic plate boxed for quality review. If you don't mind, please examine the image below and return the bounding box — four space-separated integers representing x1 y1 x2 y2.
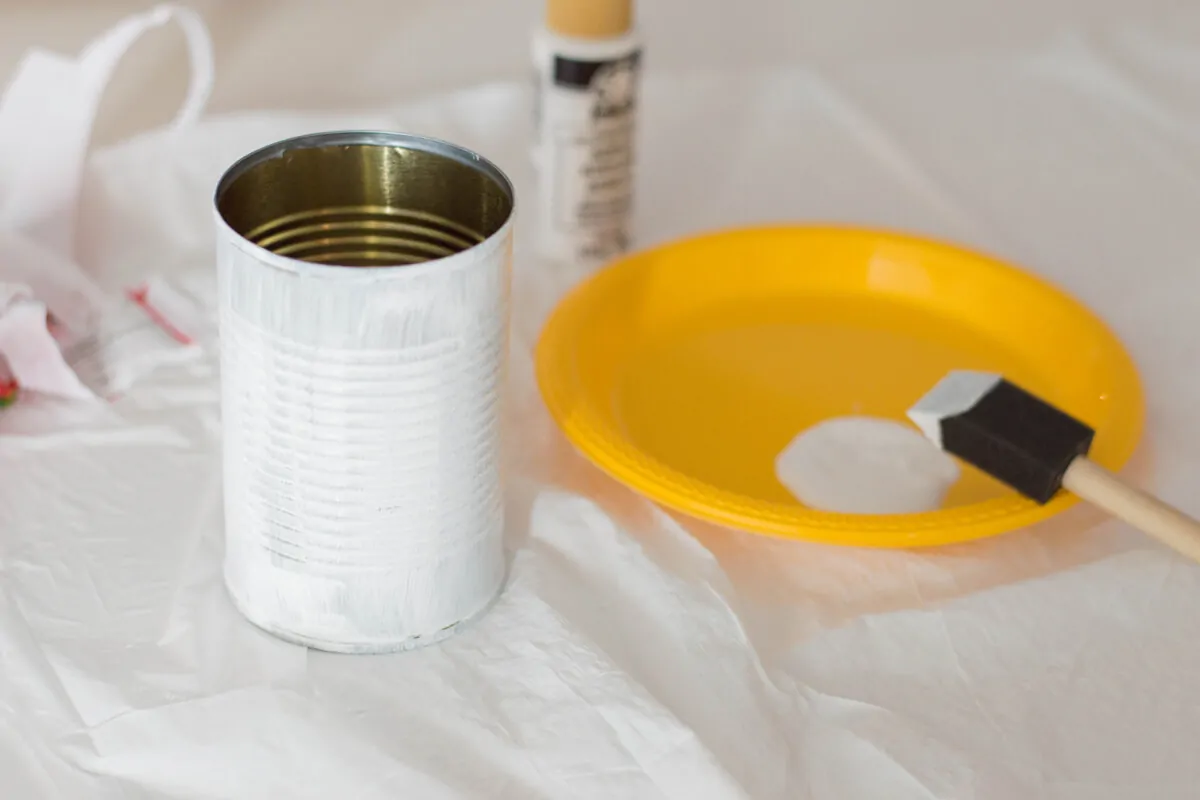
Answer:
535 226 1144 548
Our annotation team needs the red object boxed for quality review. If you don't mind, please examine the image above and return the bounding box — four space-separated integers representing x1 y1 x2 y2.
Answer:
125 284 194 346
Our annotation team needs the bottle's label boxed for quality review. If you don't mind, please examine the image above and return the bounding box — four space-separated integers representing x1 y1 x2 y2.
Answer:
534 46 641 266
552 51 640 116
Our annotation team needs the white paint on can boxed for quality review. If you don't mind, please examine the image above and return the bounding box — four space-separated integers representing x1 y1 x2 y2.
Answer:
214 132 513 653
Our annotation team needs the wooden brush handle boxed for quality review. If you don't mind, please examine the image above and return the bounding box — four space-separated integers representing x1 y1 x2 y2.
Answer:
1063 457 1200 564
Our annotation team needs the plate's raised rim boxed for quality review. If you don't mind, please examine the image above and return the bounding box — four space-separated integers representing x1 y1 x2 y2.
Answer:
534 224 1145 548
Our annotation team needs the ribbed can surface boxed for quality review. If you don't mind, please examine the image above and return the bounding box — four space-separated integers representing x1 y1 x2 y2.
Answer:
214 131 514 652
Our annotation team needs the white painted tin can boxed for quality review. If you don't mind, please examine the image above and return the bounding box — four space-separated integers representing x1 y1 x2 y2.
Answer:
214 131 514 653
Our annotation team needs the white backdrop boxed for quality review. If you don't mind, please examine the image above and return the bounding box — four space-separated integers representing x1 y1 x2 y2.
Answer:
1 1 1200 798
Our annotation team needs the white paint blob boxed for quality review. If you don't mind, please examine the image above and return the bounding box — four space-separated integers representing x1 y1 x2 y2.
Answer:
775 415 961 515
907 370 1001 448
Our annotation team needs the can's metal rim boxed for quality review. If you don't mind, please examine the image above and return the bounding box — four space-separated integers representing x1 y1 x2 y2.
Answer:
212 129 516 279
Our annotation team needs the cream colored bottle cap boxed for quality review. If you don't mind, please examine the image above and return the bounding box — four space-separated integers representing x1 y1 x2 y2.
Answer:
546 0 634 39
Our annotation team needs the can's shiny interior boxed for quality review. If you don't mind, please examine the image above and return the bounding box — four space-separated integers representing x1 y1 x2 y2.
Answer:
216 132 514 267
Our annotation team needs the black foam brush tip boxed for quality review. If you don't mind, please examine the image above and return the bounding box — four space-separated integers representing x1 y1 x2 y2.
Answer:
908 371 1094 504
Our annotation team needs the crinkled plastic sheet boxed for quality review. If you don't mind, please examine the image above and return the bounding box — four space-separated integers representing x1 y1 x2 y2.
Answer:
3 10 1200 800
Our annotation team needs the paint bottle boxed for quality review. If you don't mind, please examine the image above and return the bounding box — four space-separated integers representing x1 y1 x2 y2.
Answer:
532 0 640 268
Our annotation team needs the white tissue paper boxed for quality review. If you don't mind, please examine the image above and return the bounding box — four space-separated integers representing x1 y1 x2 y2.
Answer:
0 284 92 400
0 4 209 406
3 4 1200 799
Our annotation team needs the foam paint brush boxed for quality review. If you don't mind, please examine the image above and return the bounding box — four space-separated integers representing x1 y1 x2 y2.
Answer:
909 370 1200 563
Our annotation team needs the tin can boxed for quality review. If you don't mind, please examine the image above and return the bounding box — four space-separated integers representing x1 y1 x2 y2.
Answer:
214 131 514 653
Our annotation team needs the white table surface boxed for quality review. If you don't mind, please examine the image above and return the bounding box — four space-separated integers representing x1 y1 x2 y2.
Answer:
2 1 1200 797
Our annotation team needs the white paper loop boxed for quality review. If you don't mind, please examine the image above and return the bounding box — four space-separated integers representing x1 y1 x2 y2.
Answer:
0 3 214 256
78 4 215 132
